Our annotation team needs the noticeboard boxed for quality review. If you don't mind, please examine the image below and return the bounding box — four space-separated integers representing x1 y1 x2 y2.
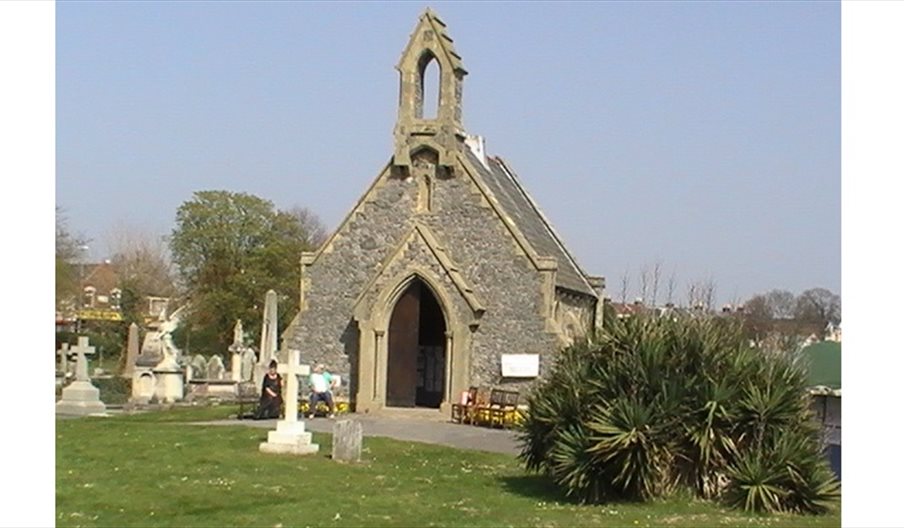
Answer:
501 354 540 378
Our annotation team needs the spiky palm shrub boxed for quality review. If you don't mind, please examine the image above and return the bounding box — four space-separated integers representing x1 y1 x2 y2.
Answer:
517 314 839 513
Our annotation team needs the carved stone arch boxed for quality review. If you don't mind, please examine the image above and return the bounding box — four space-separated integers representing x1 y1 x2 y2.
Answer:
373 267 458 332
353 265 472 414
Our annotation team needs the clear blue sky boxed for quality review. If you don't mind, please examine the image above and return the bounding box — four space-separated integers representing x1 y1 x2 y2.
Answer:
56 1 840 305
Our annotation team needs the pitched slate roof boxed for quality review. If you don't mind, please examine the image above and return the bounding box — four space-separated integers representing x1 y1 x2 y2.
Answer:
462 148 597 297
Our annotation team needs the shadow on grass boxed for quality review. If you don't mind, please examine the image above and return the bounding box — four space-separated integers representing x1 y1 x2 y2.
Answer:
498 474 643 508
497 474 579 504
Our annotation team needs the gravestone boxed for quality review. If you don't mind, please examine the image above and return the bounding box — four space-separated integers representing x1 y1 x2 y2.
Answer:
241 347 256 382
256 290 279 381
57 343 70 374
191 354 208 379
56 336 107 415
123 322 140 377
229 320 245 381
332 420 363 463
260 349 319 456
207 355 225 380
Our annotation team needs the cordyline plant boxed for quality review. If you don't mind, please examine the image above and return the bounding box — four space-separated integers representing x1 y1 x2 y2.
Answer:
518 312 839 514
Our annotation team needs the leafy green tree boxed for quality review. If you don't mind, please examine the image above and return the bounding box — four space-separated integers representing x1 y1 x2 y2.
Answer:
169 191 322 355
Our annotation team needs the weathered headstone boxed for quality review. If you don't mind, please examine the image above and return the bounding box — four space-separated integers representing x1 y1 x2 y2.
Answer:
241 347 256 382
191 354 207 379
207 355 225 380
57 343 70 374
123 322 140 377
259 349 318 456
56 336 107 416
230 320 244 381
332 420 363 463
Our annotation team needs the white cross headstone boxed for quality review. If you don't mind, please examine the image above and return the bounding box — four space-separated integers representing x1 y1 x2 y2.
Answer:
57 343 70 374
70 336 96 382
276 349 311 423
259 349 318 456
56 336 106 416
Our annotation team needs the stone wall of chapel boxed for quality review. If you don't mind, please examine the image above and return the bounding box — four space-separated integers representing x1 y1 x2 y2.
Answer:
554 289 596 346
285 153 565 399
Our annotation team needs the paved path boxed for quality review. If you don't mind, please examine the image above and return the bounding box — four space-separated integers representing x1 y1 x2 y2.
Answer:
191 410 522 456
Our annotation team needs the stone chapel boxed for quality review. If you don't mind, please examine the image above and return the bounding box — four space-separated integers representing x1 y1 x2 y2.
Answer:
283 9 605 414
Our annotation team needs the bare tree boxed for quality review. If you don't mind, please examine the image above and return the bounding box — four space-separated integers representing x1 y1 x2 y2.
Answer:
794 288 841 329
56 207 90 309
650 261 662 307
686 282 699 310
666 270 677 305
765 289 796 319
287 206 328 249
686 277 717 311
104 225 177 298
639 266 650 305
619 270 631 304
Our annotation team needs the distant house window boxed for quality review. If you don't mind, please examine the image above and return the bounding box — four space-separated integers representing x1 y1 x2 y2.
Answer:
83 286 96 308
110 288 122 310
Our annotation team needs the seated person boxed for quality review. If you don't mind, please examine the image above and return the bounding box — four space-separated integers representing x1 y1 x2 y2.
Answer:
254 360 282 420
308 363 337 418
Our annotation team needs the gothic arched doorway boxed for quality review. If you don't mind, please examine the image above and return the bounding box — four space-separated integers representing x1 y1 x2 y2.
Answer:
386 277 447 408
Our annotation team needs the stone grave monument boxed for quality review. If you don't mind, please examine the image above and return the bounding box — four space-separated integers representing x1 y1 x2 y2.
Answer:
259 349 319 456
56 336 107 416
241 347 256 382
131 305 185 403
332 420 363 463
56 342 70 386
255 289 279 383
207 355 226 380
123 322 140 378
229 320 246 382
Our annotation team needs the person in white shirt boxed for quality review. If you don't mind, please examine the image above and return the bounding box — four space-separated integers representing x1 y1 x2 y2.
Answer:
308 363 336 418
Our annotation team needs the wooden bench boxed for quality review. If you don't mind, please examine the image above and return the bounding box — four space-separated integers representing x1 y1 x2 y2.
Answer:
451 387 522 428
451 386 478 424
489 390 521 429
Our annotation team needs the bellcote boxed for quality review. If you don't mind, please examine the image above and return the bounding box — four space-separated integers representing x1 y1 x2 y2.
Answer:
393 9 467 170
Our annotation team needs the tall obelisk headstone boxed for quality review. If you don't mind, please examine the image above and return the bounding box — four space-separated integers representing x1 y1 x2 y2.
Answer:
255 290 279 383
56 336 107 416
123 322 140 377
259 349 318 455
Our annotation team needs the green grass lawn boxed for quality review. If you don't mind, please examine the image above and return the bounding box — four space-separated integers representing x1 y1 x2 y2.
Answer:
57 407 840 527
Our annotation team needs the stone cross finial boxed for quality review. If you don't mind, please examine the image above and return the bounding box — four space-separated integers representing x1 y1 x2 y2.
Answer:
70 336 96 382
276 349 310 423
57 343 70 374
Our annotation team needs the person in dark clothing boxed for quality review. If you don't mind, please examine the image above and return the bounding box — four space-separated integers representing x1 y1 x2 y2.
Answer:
254 360 282 419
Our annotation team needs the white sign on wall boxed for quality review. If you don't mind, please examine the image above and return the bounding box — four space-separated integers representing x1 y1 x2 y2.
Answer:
501 354 540 378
